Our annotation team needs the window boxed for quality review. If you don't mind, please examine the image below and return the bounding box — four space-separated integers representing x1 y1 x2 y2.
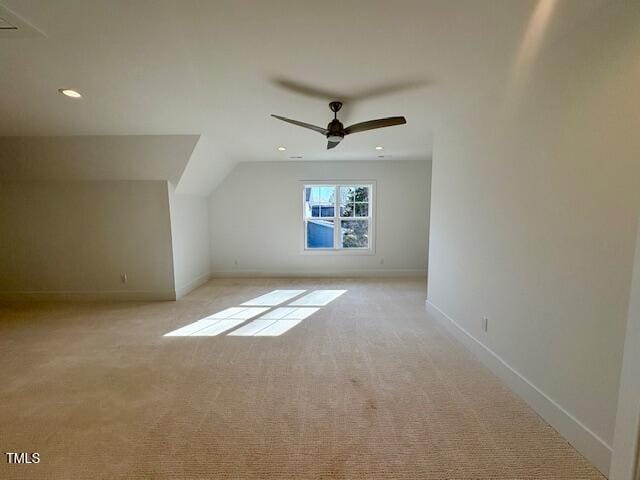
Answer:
303 183 373 251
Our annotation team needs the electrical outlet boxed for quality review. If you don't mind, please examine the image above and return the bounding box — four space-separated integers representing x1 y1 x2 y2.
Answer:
482 317 489 332
120 272 128 284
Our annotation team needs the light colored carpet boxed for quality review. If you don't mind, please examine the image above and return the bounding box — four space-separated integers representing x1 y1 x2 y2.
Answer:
0 278 604 479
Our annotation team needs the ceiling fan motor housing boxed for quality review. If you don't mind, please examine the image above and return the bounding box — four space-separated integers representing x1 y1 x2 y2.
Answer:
327 118 345 141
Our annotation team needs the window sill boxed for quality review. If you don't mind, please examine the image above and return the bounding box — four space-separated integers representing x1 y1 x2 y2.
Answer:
301 248 375 256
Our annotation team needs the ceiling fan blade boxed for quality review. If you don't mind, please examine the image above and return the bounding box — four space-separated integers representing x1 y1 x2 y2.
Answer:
344 116 407 135
271 115 328 135
327 140 341 150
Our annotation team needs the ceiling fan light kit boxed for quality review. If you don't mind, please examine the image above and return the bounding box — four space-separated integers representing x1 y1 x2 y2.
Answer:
271 101 406 150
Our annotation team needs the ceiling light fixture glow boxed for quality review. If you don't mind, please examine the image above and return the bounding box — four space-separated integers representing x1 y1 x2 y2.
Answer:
277 146 286 151
375 146 384 150
58 88 82 98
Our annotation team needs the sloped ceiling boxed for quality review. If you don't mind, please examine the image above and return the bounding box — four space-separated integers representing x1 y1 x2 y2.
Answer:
0 135 198 184
0 0 613 195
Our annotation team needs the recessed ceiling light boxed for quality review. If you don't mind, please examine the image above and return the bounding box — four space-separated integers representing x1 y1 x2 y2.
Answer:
58 88 82 98
375 146 384 150
277 146 286 151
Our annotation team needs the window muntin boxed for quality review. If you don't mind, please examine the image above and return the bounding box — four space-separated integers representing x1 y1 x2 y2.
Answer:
303 184 372 251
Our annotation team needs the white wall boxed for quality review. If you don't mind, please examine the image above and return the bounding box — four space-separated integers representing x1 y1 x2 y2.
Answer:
0 180 175 300
426 2 640 475
209 160 431 276
169 187 212 298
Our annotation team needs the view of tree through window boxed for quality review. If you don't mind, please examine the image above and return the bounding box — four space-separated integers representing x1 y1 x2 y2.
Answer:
304 184 372 250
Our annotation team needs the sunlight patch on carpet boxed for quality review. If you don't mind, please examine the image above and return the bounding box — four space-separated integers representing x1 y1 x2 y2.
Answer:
164 291 344 337
164 307 269 336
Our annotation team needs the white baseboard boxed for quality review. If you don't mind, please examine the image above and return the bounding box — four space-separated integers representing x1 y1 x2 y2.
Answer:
0 290 176 302
425 300 612 477
175 272 211 299
210 269 427 278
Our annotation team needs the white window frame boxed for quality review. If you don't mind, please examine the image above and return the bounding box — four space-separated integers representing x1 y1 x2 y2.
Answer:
301 181 375 255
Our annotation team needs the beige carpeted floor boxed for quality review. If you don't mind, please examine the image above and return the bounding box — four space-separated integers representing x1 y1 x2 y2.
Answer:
0 278 604 479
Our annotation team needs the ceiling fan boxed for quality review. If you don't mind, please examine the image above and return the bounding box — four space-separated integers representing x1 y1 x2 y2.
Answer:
271 101 406 150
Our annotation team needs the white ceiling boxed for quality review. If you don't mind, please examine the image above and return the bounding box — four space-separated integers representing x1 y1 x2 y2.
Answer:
0 0 612 194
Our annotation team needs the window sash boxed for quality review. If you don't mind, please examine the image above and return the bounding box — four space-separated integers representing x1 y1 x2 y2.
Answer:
303 184 372 251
